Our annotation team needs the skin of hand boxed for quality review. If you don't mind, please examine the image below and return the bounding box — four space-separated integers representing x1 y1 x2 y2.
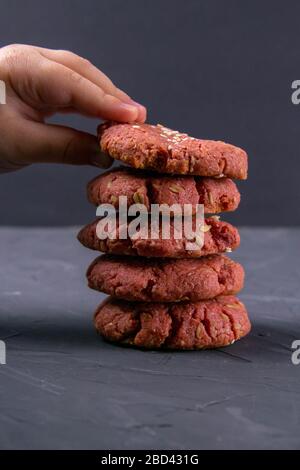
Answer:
0 44 147 173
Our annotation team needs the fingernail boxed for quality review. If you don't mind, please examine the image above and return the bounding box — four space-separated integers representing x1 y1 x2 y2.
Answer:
130 100 146 112
90 147 113 169
119 103 139 121
130 101 147 122
130 99 142 107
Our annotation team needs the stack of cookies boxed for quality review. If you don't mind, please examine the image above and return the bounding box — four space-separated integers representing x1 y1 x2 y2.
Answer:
78 122 250 350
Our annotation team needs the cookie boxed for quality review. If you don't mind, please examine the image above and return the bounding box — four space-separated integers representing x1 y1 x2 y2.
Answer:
98 122 248 179
87 254 244 302
94 296 251 350
77 216 240 258
87 167 241 214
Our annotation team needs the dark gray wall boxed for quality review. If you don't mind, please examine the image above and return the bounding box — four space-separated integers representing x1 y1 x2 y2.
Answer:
0 0 299 226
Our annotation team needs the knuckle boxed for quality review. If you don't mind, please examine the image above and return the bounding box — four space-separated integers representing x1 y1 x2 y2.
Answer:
1 44 23 54
58 49 93 70
57 49 77 62
57 48 73 55
39 59 55 76
69 70 83 84
80 57 93 68
111 83 125 98
106 80 119 97
0 44 33 71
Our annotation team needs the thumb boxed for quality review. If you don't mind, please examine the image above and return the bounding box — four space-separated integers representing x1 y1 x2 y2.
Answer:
13 119 112 167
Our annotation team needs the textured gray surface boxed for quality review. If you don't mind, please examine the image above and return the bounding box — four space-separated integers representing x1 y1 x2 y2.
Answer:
0 227 299 450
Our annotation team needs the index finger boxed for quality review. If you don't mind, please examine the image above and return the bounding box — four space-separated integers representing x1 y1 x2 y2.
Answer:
10 55 140 122
36 47 147 122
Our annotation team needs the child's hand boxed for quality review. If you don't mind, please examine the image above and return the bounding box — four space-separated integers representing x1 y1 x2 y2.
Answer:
0 44 147 172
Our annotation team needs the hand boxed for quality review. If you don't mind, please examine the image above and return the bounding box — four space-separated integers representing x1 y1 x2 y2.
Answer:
0 44 147 172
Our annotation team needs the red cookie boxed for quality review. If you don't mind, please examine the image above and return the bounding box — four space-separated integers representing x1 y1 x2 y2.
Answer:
87 167 241 214
98 122 248 179
87 254 244 302
77 217 240 258
94 296 251 350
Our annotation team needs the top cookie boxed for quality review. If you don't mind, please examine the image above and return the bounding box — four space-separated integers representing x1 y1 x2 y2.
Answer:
98 122 248 179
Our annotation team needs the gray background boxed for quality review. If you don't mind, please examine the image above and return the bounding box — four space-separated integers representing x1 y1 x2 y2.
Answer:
0 0 300 226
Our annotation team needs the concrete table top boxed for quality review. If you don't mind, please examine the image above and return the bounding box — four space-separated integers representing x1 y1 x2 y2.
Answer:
0 227 299 450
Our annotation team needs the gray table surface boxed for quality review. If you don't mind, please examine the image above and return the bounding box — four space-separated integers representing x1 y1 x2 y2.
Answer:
0 227 299 450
